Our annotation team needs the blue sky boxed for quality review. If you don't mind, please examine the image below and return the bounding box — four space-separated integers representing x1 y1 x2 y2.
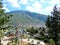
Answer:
2 0 60 15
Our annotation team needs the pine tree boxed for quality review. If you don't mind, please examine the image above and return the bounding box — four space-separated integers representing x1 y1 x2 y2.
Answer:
0 0 12 45
46 5 60 45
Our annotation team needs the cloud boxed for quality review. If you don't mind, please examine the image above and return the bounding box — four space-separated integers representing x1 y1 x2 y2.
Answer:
32 1 42 13
29 0 34 2
49 0 60 5
26 0 60 15
39 0 46 3
7 0 20 8
3 0 60 15
3 7 10 12
40 0 50 4
26 1 55 15
12 3 20 8
26 1 43 13
19 0 28 5
40 5 54 15
29 0 38 3
26 6 35 12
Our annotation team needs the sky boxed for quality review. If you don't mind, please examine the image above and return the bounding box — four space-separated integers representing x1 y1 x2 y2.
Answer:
2 0 60 15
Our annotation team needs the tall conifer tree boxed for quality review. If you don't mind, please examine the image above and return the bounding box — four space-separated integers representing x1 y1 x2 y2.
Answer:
46 5 60 45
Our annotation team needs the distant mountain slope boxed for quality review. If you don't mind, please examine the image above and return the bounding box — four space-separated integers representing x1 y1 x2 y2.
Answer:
8 10 47 27
10 10 47 22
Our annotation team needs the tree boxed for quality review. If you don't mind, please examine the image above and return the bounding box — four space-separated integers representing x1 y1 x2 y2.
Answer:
27 27 38 36
46 5 60 45
0 0 12 45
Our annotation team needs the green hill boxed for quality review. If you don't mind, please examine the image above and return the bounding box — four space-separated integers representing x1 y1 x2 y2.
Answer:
8 10 46 27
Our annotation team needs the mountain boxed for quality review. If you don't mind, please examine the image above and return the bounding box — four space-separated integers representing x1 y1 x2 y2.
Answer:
8 10 48 27
10 10 47 22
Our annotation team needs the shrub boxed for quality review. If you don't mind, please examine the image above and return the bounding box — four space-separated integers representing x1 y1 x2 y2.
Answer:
49 39 55 45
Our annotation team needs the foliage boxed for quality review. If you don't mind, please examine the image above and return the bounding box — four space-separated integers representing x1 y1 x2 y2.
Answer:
0 0 12 45
26 27 38 35
36 28 49 43
46 5 60 45
0 1 12 30
27 27 49 43
14 37 18 43
49 39 55 45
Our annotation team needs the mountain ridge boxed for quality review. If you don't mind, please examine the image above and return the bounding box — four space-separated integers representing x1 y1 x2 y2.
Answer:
8 10 47 27
9 10 47 22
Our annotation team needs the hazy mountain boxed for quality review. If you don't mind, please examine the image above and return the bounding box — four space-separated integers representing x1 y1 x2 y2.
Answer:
8 10 48 27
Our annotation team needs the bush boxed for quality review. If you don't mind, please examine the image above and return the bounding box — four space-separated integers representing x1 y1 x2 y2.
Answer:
44 38 49 43
49 39 55 45
7 42 17 45
58 40 60 45
14 37 18 43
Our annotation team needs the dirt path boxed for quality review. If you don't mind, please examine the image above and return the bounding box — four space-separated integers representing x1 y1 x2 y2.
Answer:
1 36 46 45
1 36 11 45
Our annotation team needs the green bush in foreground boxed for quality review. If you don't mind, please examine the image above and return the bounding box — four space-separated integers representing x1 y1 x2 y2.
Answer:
49 39 55 45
